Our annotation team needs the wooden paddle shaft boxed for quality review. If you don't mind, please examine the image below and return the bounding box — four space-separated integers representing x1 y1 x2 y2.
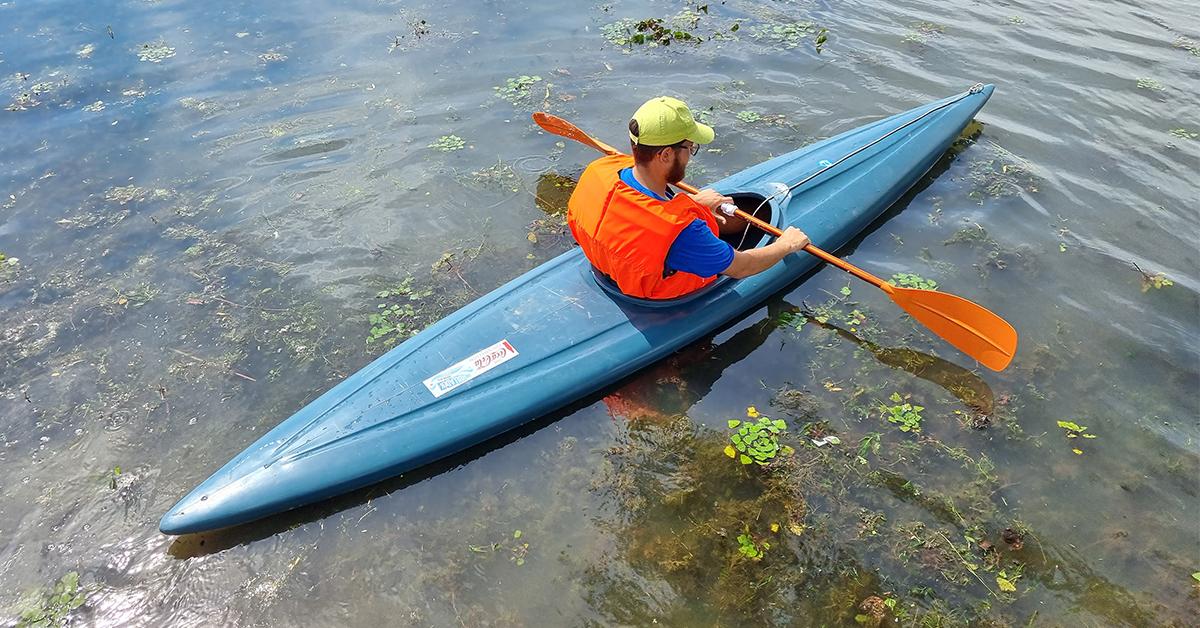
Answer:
673 180 890 291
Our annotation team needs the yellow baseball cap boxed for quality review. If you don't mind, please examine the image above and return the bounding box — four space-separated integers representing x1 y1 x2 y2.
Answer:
628 96 714 147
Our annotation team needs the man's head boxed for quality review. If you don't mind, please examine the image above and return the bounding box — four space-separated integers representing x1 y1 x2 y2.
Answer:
628 96 714 184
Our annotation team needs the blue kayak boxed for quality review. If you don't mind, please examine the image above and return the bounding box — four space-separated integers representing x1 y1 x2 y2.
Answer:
160 84 995 534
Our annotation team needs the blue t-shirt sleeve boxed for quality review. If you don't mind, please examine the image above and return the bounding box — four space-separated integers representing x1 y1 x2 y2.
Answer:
665 220 735 277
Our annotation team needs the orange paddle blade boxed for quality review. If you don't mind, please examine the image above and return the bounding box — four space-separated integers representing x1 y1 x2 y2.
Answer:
532 112 621 156
888 287 1017 371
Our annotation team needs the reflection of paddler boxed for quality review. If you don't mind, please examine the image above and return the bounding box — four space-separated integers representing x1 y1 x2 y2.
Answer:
603 306 788 423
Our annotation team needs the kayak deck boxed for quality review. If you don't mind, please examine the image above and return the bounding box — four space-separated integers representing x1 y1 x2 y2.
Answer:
161 85 995 534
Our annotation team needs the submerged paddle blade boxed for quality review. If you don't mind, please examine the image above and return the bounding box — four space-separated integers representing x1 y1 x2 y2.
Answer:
889 287 1017 371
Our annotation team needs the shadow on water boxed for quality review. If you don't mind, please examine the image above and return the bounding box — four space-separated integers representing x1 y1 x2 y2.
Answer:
802 313 995 414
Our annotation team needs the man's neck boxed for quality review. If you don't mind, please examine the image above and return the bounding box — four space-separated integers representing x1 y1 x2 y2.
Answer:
631 164 670 198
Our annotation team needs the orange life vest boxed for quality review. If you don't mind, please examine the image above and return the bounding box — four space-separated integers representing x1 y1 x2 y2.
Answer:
567 155 721 299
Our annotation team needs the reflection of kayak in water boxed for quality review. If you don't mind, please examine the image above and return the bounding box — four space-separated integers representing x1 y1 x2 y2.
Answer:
160 86 996 535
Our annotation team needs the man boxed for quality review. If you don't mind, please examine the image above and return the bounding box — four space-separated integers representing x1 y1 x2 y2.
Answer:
567 96 810 300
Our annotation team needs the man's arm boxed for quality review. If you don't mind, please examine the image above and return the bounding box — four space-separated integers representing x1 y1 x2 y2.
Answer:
721 226 810 279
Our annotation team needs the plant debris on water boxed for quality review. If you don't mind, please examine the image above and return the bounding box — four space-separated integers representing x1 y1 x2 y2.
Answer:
1132 262 1173 292
137 40 176 63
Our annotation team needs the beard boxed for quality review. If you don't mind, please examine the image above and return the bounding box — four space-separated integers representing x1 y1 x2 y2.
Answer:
666 153 687 184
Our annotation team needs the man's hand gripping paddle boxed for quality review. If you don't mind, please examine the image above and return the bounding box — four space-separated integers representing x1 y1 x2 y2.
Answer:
532 111 1018 371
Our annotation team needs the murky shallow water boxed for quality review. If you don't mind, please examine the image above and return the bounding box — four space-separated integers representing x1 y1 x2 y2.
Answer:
2 0 1197 625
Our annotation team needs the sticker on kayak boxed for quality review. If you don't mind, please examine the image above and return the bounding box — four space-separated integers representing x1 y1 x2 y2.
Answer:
423 339 519 398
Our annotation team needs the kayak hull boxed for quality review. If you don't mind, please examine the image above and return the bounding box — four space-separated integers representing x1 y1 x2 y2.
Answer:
161 85 994 534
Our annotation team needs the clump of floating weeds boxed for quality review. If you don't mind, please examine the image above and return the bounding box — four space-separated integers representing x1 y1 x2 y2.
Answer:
1172 36 1199 56
736 110 762 123
749 21 817 49
367 278 433 346
137 39 176 63
882 392 923 433
603 17 703 47
725 406 793 466
902 21 945 45
428 134 465 152
1169 128 1197 140
888 273 937 290
1135 77 1165 91
493 75 543 106
16 571 86 628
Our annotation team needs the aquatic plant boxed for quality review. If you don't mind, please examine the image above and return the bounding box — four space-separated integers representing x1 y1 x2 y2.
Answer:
1169 128 1198 140
1132 262 1173 292
856 433 881 464
1135 77 1165 91
882 393 923 433
470 158 521 192
1173 35 1200 56
902 21 945 45
1056 420 1097 455
776 311 807 331
888 273 937 290
429 134 466 152
493 75 543 106
725 408 792 465
16 571 86 628
367 278 433 346
736 110 761 123
601 16 703 47
736 532 769 560
995 565 1023 593
749 21 816 50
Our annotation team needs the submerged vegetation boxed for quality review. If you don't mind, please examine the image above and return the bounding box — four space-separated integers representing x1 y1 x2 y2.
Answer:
15 572 86 628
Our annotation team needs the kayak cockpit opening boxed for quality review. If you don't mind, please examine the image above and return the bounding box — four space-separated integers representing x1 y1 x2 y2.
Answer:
591 192 779 308
718 193 776 252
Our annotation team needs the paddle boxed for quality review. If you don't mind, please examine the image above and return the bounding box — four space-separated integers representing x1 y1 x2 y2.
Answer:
532 111 1018 371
